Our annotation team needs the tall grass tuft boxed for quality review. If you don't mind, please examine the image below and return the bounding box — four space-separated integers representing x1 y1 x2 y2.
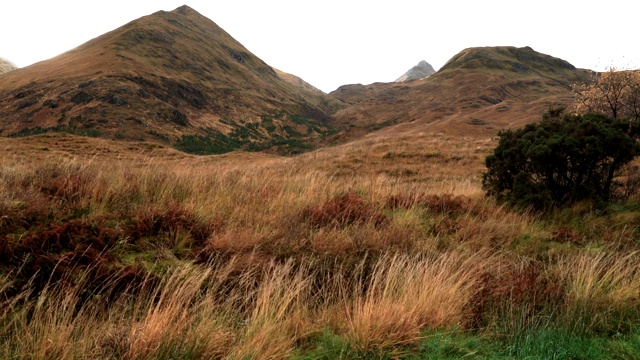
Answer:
2 133 640 357
229 260 314 360
341 251 493 352
554 251 640 335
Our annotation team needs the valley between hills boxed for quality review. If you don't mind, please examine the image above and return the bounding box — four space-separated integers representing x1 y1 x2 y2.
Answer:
1 5 639 359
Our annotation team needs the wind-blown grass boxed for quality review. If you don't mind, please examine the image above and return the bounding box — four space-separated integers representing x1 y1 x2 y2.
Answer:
1 133 640 357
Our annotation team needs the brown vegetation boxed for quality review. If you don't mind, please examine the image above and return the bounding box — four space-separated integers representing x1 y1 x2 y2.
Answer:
302 192 388 229
0 131 639 357
0 6 342 149
331 46 592 141
576 68 640 122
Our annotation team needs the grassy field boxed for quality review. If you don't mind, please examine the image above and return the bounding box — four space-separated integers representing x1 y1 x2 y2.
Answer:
1 132 640 359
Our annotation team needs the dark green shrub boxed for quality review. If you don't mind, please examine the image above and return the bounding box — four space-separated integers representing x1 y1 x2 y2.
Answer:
71 91 93 104
482 113 639 210
43 99 59 108
175 134 236 155
16 96 39 110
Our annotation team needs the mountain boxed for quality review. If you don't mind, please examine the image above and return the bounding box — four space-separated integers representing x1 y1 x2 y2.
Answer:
330 46 591 139
395 60 435 82
0 5 344 154
0 58 17 75
275 68 324 95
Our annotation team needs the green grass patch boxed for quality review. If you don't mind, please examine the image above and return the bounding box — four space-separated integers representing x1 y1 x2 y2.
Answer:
502 327 640 360
175 134 237 154
176 112 332 155
292 330 356 359
416 331 502 359
295 327 640 359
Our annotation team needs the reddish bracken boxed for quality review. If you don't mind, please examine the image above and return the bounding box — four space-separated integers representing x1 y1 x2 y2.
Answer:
430 217 459 236
41 171 93 204
551 226 584 245
468 262 564 329
386 193 470 215
0 218 124 294
128 202 223 247
302 192 388 229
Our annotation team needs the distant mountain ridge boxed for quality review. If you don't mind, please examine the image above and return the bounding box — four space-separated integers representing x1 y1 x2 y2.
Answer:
0 6 596 153
0 58 17 75
395 60 436 82
330 46 591 139
440 46 576 74
0 5 344 154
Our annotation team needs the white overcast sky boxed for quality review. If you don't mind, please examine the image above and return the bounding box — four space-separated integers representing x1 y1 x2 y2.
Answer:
0 1 637 93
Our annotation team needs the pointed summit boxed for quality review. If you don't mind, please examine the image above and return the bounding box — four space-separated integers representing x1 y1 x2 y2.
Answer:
0 58 17 75
172 4 197 15
395 60 436 82
0 6 343 154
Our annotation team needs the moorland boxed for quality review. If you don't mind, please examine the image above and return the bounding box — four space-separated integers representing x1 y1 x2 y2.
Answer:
0 5 639 360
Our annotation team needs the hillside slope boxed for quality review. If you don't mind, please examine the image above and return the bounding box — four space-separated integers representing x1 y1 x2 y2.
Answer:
331 46 591 139
0 6 344 154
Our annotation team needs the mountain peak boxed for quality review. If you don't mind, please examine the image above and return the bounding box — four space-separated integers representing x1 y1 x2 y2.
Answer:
171 5 199 16
0 5 342 154
395 60 436 82
440 46 576 74
0 58 17 75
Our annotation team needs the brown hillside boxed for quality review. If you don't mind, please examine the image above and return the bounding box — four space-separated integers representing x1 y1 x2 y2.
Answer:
331 46 592 139
0 5 343 154
275 68 324 95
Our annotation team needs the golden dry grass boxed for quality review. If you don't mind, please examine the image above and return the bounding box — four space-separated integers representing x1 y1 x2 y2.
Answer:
341 251 495 352
1 132 640 357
